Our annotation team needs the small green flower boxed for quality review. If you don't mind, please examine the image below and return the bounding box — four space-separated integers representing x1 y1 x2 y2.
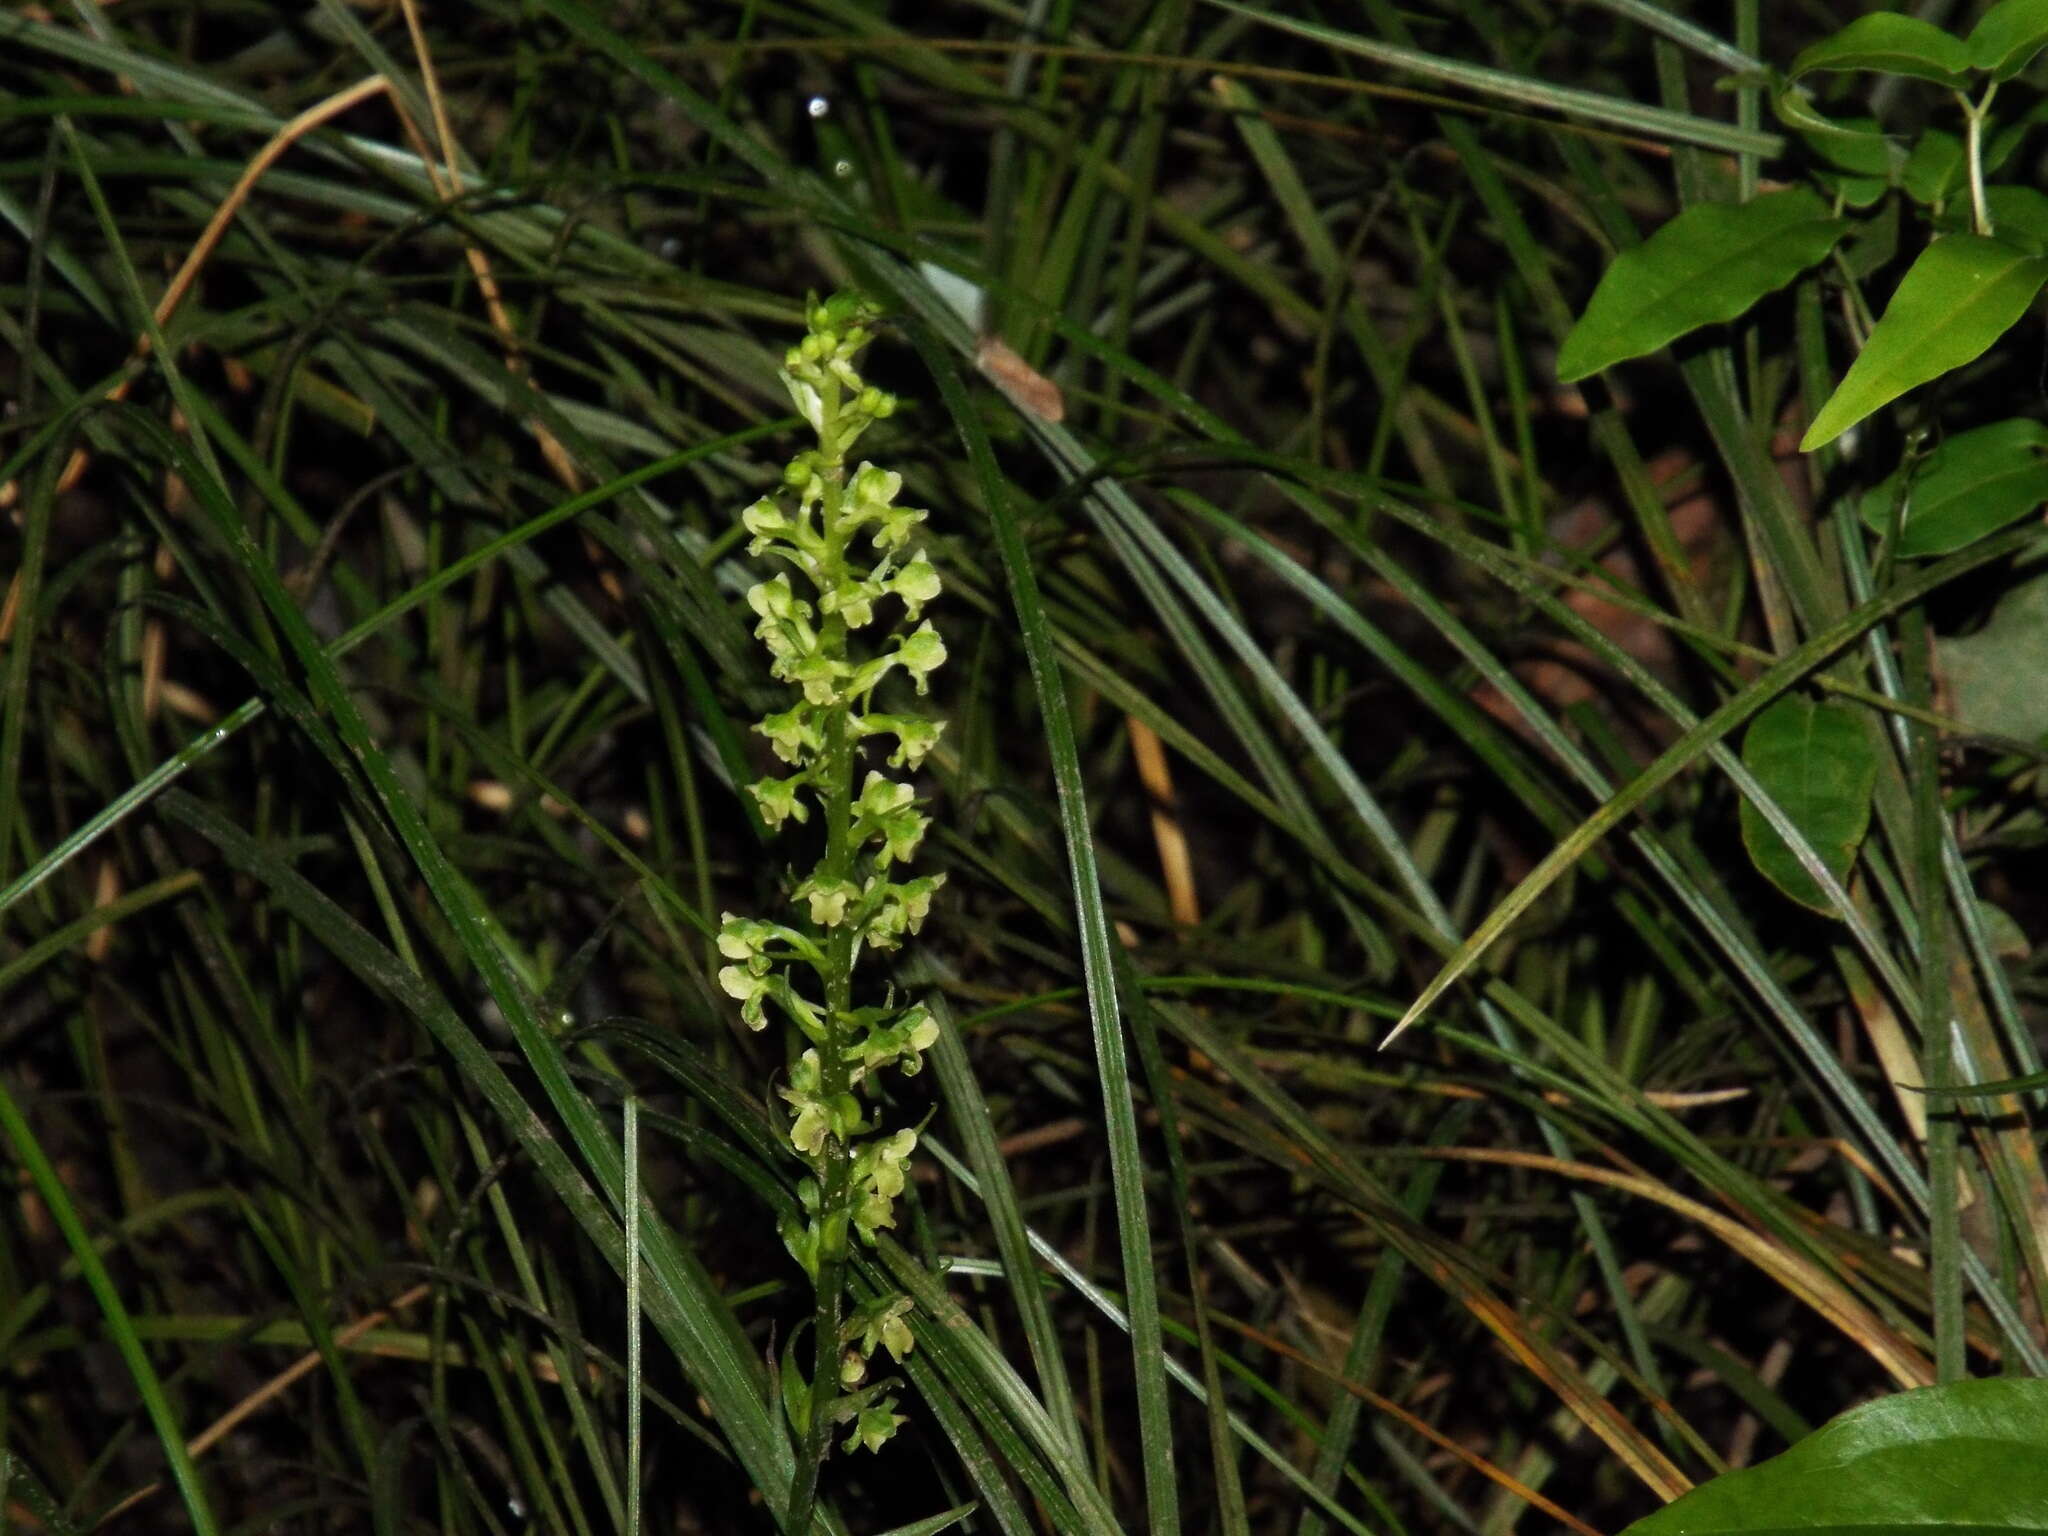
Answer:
847 1295 917 1364
781 1049 831 1154
795 876 862 927
741 496 790 551
858 713 942 770
878 1004 941 1073
747 571 806 622
845 463 927 553
852 1188 897 1241
857 772 913 819
857 1128 918 1202
843 1398 907 1455
848 1128 918 1240
757 705 821 764
884 554 942 620
847 462 897 500
792 650 851 706
864 876 944 951
874 806 929 869
717 964 772 1030
818 574 884 629
716 913 774 967
896 622 946 693
749 774 810 828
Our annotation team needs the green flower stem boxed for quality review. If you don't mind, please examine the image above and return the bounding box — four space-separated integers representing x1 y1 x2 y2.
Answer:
799 476 857 1512
716 291 947 1504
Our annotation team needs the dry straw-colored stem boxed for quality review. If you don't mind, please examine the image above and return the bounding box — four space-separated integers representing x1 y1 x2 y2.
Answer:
1419 1145 1938 1390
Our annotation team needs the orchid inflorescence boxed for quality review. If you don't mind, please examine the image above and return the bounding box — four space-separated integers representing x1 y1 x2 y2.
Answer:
716 291 944 1455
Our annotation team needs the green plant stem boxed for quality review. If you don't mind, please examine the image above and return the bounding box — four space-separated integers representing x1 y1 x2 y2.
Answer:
1963 82 1998 237
792 416 857 1533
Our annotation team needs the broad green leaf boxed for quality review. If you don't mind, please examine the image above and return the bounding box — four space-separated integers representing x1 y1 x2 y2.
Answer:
1988 114 2035 177
1903 130 1965 205
1842 196 1904 278
1939 566 2048 743
1987 185 2048 254
1790 12 1972 85
1619 1377 2048 1536
1860 418 2048 556
1970 0 2048 79
1556 190 1849 381
1739 695 1877 913
1815 169 1893 209
1801 236 2048 450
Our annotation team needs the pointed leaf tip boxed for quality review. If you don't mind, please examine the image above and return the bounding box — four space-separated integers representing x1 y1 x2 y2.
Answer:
1789 11 1972 85
1619 1378 2048 1536
1802 235 2048 451
1738 696 1877 913
1557 191 1847 382
1859 417 2048 556
1969 0 2048 79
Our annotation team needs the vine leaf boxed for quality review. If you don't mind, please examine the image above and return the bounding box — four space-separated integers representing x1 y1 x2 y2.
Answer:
1801 235 2048 451
1789 11 1972 85
1619 1378 2048 1536
1902 130 1965 206
1970 0 2048 80
1982 186 2048 254
1557 190 1848 382
1739 695 1877 914
1777 95 1901 180
1860 418 2048 557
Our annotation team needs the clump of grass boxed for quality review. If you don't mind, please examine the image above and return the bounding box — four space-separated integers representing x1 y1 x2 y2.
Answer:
0 0 2042 1532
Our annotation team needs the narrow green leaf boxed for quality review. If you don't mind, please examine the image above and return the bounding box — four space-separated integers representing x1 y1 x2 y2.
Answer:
0 1453 83 1536
1203 0 1784 157
1789 12 1972 85
1388 519 2044 1041
1738 696 1879 913
0 869 199 993
902 320 1175 1536
871 1505 979 1536
1802 236 2048 451
1970 0 2048 80
0 1079 222 1536
1556 190 1848 381
1860 418 2048 556
1620 1378 2048 1536
921 991 1085 1459
1909 1066 2048 1097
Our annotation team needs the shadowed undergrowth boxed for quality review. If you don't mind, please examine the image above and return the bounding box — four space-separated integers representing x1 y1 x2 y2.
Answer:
1 1 2044 1532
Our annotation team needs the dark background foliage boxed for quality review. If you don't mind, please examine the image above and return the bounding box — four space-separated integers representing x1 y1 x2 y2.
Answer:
1 1 2043 1532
